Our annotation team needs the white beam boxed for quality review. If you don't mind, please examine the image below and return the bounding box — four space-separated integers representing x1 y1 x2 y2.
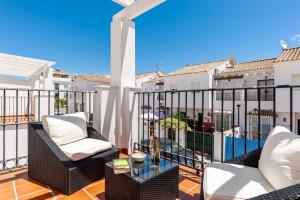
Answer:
113 0 166 20
112 0 136 7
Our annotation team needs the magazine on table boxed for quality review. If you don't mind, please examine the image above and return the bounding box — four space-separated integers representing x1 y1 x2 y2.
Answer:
113 159 130 174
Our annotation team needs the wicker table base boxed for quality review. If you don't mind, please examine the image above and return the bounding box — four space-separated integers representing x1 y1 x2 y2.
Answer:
105 156 179 200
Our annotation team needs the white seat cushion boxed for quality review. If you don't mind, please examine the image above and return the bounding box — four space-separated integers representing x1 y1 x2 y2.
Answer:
59 138 112 161
259 126 300 190
204 163 274 200
42 112 87 146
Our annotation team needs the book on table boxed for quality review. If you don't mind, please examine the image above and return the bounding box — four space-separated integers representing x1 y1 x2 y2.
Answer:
113 159 130 174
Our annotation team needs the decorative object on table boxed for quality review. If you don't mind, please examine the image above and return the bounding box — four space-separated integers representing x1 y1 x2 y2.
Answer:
150 136 160 163
131 159 145 176
131 160 145 169
113 159 130 174
131 151 146 163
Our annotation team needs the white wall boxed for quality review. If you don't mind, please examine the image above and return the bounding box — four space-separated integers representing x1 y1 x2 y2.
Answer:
93 86 139 153
69 76 109 114
274 60 300 112
164 73 212 109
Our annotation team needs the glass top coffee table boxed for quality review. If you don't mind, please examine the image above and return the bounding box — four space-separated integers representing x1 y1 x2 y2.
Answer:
105 155 179 200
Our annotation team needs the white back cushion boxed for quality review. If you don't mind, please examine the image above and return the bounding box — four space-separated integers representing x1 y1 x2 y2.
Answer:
259 126 300 189
42 112 88 146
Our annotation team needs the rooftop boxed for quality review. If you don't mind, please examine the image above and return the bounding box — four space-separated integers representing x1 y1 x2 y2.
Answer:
53 69 70 78
75 71 162 84
135 71 162 80
275 47 300 63
167 60 228 77
221 58 275 74
78 74 111 83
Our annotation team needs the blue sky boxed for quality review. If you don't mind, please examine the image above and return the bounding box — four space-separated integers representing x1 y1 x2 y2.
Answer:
1 0 300 75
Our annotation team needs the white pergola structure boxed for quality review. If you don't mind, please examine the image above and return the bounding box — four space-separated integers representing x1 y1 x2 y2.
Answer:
111 0 166 87
94 0 165 151
0 53 55 89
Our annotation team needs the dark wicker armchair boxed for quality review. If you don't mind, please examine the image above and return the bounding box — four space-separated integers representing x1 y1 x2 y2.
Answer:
225 149 300 200
28 122 119 194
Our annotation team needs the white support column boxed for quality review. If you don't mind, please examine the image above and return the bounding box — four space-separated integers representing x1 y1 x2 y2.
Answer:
111 18 136 88
94 0 165 150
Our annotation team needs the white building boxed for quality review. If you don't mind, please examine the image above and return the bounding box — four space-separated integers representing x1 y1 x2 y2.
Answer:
52 68 72 99
274 47 300 134
69 74 110 116
139 47 300 162
141 60 230 147
135 71 164 88
70 71 164 115
142 60 229 126
215 58 276 139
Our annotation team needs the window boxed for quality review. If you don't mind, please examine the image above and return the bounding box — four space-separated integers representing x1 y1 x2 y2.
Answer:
216 91 241 101
257 79 274 101
54 83 60 90
214 113 231 131
157 93 165 100
248 115 272 139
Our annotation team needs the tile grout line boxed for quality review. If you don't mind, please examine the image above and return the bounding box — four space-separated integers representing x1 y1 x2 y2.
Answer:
184 184 199 195
0 182 30 192
17 188 47 199
85 179 105 188
9 172 18 200
47 186 58 200
179 182 198 193
3 167 201 200
83 188 97 200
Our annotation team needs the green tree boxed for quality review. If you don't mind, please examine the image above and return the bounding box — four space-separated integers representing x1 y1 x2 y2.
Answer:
160 112 192 131
60 98 67 107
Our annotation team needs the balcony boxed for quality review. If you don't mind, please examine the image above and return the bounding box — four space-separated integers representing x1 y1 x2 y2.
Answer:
0 85 299 200
0 158 201 199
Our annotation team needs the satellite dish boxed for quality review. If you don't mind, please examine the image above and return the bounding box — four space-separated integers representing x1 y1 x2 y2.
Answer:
280 40 288 50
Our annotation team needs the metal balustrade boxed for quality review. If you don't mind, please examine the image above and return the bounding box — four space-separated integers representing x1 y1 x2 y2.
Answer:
134 85 300 173
0 88 95 171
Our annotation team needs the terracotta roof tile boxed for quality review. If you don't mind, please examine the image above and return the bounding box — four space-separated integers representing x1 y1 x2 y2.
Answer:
221 58 275 74
275 47 300 63
144 76 165 83
136 71 158 80
166 60 227 77
79 74 111 83
53 70 69 77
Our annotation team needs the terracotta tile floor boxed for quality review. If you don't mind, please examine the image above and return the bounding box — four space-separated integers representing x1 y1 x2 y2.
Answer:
0 155 201 200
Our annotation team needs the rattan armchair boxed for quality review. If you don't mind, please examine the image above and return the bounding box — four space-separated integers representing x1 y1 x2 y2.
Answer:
225 149 300 200
28 122 119 194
